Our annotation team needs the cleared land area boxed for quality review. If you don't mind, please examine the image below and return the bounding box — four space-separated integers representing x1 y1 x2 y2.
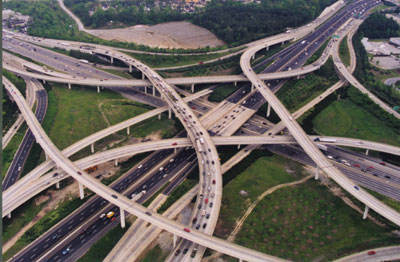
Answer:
312 99 400 147
87 21 225 49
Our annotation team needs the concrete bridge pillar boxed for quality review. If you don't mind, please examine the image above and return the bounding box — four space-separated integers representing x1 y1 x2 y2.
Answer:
251 84 254 91
129 64 132 73
152 86 156 96
266 46 269 51
90 143 95 154
142 72 145 80
173 234 177 248
363 205 369 219
120 208 126 228
234 81 237 87
42 79 46 84
315 167 319 180
110 56 114 64
114 159 119 167
168 109 172 119
191 84 195 93
97 86 100 93
68 83 71 90
7 213 11 219
267 103 271 118
56 181 60 189
158 114 161 120
365 149 369 156
237 144 241 149
144 86 147 94
79 183 84 199
127 127 130 135
174 148 177 154
252 54 255 60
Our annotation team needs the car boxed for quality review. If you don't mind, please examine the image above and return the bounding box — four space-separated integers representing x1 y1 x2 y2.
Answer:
100 213 106 218
106 211 115 218
170 158 175 162
203 223 207 229
379 162 386 166
196 224 200 230
184 228 191 233
353 164 360 168
17 166 22 171
77 171 82 175
367 251 376 255
111 217 116 221
191 250 197 258
171 142 177 146
183 248 189 254
384 175 391 179
175 249 181 256
159 167 164 171
206 213 210 219
354 186 360 190
212 179 216 185
205 198 209 204
145 211 152 216
192 218 197 224
62 247 71 255
112 194 118 199
198 204 202 210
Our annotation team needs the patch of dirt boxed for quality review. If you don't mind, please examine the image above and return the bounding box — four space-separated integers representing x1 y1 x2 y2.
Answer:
87 21 225 49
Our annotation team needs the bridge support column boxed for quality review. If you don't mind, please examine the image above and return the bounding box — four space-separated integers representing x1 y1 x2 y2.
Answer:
45 153 49 161
127 127 130 135
97 86 100 93
363 205 369 219
79 183 84 199
42 79 46 84
91 143 95 154
251 84 254 91
144 86 147 94
110 56 114 64
266 46 269 51
120 208 126 228
297 75 300 80
114 159 119 167
174 148 177 154
152 86 156 96
158 114 161 120
56 181 60 189
315 167 319 180
234 81 237 87
7 213 11 219
191 84 194 93
173 234 177 248
237 144 241 149
267 103 271 117
129 64 132 73
68 83 71 90
365 149 369 156
142 73 145 80
252 54 255 60
168 109 172 119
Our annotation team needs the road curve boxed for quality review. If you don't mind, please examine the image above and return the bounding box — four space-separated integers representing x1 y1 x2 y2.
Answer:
3 74 289 262
239 4 400 227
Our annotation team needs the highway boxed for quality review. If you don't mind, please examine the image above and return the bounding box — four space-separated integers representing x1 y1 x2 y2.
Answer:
3 0 400 260
334 245 400 262
241 0 400 227
4 134 400 217
4 69 290 262
3 79 48 190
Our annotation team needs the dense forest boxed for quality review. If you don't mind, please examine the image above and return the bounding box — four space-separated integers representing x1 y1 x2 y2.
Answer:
358 12 400 39
63 0 336 45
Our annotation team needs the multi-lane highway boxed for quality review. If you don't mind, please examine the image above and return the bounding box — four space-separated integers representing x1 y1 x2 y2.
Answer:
3 0 400 261
3 79 47 190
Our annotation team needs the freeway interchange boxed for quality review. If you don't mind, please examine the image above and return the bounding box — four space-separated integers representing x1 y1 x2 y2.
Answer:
3 0 400 261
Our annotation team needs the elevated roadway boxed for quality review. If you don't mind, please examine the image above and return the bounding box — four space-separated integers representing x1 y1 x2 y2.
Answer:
4 71 289 262
334 246 400 262
240 0 400 227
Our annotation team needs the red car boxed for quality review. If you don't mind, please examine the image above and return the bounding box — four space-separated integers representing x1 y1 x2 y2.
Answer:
353 164 360 168
367 251 376 255
172 142 177 146
184 228 191 233
379 162 386 166
205 198 209 204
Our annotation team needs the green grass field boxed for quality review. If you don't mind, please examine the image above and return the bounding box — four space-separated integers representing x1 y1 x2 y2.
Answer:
339 36 351 67
229 181 397 261
141 245 168 262
43 84 175 150
312 99 400 146
215 155 306 238
208 84 238 102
